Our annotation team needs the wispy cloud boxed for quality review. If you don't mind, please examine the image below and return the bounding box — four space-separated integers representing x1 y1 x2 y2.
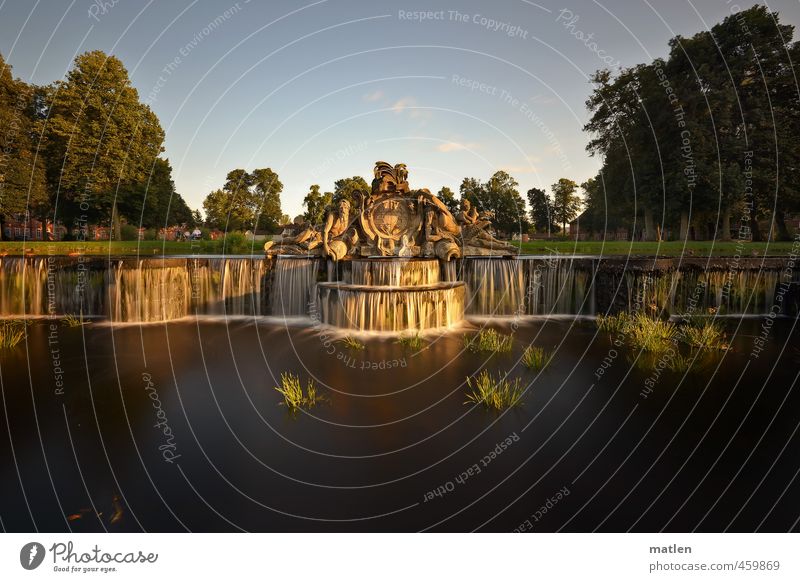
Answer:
363 90 384 102
437 141 480 153
391 96 417 114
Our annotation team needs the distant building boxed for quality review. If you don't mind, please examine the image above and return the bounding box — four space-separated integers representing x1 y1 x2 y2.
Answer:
3 216 67 241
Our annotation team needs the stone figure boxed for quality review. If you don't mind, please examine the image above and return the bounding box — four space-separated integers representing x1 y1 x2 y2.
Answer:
456 199 516 253
266 161 517 260
323 198 354 261
263 216 321 254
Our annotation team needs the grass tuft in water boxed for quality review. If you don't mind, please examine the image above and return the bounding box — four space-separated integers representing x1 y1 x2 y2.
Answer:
274 372 325 412
626 313 677 353
0 320 26 349
521 345 551 371
596 313 631 334
683 321 727 350
340 336 365 350
465 370 524 410
397 333 425 350
464 329 514 353
61 313 89 327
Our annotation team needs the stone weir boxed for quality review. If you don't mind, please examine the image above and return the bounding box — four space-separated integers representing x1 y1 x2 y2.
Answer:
0 254 795 324
316 257 465 332
460 255 800 317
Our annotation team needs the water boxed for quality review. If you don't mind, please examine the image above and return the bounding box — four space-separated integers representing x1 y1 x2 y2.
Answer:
0 256 793 323
350 259 441 286
317 281 465 332
463 258 525 316
270 257 319 316
526 257 595 315
1 317 797 532
623 268 782 315
0 257 269 321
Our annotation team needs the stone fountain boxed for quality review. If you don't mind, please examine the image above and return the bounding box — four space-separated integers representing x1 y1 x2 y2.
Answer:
265 161 517 331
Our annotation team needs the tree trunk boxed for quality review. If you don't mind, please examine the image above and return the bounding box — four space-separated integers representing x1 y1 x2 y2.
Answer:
721 209 732 241
643 208 656 241
111 202 122 241
774 210 791 241
679 210 690 241
750 214 762 242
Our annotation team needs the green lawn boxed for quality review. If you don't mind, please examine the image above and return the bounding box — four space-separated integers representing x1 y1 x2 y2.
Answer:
0 240 264 256
0 239 795 257
513 240 798 257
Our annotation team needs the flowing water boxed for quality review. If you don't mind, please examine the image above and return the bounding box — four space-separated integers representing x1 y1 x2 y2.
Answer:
317 281 465 332
270 257 319 317
0 256 794 325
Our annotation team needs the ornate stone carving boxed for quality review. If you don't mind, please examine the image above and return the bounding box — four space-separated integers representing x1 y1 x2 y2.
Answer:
265 162 517 260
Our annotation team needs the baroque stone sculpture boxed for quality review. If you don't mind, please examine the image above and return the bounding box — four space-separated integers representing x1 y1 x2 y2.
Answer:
264 162 517 260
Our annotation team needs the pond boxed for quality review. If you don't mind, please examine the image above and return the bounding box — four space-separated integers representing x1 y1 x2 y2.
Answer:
1 316 797 532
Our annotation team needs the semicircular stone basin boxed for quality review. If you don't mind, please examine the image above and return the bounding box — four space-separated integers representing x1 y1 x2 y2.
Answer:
316 258 465 332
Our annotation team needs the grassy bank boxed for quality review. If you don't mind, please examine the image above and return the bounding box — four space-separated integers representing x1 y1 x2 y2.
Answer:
0 240 265 256
513 240 798 257
0 239 795 257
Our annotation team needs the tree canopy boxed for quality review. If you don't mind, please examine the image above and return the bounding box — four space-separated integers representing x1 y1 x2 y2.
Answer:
203 168 284 232
582 5 800 241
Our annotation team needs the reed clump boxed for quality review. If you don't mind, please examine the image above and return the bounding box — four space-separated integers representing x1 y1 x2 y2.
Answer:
274 372 325 411
464 329 514 353
465 370 524 411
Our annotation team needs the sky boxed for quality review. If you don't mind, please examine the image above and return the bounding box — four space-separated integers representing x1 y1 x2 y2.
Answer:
1 0 799 218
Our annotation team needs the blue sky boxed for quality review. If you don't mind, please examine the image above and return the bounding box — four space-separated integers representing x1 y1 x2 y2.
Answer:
2 0 799 218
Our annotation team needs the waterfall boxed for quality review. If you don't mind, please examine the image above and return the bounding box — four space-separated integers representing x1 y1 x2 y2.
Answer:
623 268 782 315
350 259 440 286
317 282 465 332
463 258 525 315
109 260 191 323
441 260 459 282
270 257 319 316
0 256 791 323
189 258 267 316
0 257 106 317
526 258 595 315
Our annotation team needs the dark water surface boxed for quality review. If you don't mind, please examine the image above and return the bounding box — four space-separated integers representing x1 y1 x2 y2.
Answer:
1 317 798 532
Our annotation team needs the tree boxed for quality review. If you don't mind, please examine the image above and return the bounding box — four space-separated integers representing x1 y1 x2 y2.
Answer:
582 6 800 241
251 167 283 233
551 178 581 235
202 167 284 232
41 50 164 234
119 158 194 228
0 53 48 237
333 176 369 207
458 172 527 236
436 186 459 214
527 187 552 235
459 177 482 208
483 171 529 236
303 184 331 224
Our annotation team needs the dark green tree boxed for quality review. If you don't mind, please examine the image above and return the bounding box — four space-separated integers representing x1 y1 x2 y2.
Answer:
251 167 283 233
41 50 164 234
551 178 581 235
436 186 459 214
0 53 48 237
527 187 552 235
303 184 332 224
333 176 369 207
